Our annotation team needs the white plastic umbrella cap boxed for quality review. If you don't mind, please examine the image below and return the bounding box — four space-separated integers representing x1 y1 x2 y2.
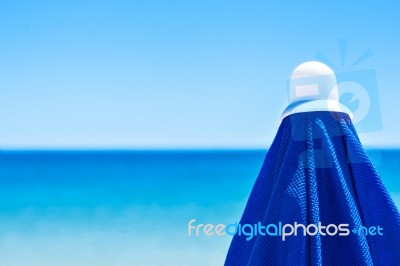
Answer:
281 61 353 120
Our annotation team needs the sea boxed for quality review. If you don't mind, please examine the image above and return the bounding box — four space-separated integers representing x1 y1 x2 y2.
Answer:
0 149 399 266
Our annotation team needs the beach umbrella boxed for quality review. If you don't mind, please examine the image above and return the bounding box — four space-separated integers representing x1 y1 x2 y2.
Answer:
225 61 400 265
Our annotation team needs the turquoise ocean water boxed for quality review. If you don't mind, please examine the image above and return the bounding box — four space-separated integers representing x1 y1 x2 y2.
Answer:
0 150 399 266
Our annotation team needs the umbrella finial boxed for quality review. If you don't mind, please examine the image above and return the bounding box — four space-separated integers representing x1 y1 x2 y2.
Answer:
281 61 352 120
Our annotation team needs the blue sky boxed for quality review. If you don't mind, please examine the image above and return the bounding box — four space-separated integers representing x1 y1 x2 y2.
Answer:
0 0 399 148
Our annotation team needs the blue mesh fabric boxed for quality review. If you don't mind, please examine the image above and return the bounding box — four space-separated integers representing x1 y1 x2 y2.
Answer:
225 111 400 266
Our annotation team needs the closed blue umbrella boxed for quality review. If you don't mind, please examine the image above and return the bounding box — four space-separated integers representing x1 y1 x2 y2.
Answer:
225 61 400 265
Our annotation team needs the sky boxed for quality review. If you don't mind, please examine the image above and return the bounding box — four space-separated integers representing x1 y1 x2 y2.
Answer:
0 0 399 148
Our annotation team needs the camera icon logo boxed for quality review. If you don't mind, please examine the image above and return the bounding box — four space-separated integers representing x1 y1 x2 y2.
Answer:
316 40 382 132
282 41 382 169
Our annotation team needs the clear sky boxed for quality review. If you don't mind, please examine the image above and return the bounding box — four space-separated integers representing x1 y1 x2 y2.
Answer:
0 0 399 148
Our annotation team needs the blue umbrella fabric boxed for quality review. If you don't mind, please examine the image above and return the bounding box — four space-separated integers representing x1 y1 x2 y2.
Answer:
225 111 400 265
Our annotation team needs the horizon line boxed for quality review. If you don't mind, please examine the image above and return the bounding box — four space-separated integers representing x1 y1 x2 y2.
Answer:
1 146 400 151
